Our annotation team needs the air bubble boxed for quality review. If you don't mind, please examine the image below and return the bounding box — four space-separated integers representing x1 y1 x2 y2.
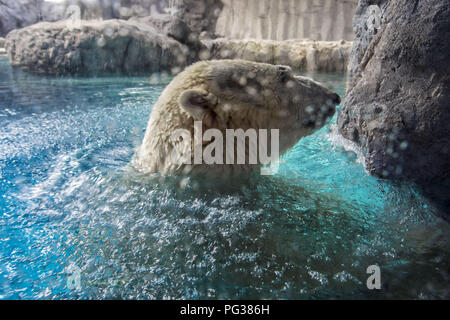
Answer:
179 177 189 190
176 53 187 64
118 27 130 37
160 72 170 83
149 74 159 85
188 33 199 43
399 141 408 150
199 50 211 60
306 106 315 113
220 50 231 58
104 26 114 37
171 67 181 75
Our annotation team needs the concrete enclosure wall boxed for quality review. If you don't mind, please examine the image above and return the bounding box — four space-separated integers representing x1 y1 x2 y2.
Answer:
215 0 358 41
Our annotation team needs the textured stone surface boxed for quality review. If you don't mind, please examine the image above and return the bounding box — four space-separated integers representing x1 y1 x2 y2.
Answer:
204 38 352 72
1 1 359 41
215 0 358 41
5 19 191 75
175 0 223 35
337 0 450 210
347 0 388 83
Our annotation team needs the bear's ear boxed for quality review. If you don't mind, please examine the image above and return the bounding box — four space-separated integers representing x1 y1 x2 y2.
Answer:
179 89 218 128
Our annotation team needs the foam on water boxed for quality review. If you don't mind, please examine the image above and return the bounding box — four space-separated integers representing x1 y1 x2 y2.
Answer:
0 58 449 299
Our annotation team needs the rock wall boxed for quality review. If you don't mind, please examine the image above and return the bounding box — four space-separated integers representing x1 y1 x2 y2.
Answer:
215 0 358 41
337 0 450 213
204 38 352 72
0 0 43 37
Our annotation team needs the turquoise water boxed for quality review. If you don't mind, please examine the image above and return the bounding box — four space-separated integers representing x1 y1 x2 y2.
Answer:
0 56 449 299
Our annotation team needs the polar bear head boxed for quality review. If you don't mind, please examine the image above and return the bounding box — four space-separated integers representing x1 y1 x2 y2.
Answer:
134 60 340 175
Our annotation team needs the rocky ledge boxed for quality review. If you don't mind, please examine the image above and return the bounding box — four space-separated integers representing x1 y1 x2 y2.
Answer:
337 0 450 212
5 17 196 75
204 39 352 73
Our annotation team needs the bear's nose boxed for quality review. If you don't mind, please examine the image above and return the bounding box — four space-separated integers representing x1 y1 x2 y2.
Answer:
332 93 341 104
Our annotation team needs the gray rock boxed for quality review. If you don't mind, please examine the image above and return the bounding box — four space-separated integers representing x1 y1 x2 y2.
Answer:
5 19 191 75
215 0 358 41
0 0 43 37
204 38 352 72
337 0 450 212
347 0 388 84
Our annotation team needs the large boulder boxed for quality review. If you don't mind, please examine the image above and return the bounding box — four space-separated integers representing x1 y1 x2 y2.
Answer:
5 19 192 75
337 0 450 210
204 38 352 72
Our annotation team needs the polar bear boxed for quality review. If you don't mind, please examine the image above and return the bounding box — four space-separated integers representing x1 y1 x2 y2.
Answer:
133 60 340 175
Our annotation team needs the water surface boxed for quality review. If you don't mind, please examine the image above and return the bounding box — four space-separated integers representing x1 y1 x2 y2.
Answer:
0 57 449 299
